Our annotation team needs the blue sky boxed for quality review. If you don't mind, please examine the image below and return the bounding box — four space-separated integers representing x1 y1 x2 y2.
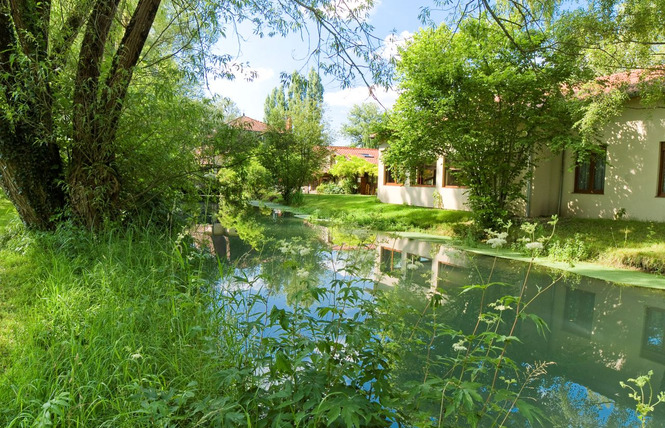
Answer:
205 1 447 146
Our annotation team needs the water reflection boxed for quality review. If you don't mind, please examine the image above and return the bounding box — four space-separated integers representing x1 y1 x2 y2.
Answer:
370 232 665 425
212 213 665 425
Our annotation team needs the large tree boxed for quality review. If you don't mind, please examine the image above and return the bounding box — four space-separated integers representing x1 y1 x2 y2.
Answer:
260 69 329 203
387 16 586 228
0 0 389 230
340 102 386 148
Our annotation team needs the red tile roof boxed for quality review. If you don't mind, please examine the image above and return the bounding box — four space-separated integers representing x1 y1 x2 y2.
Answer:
329 146 379 165
228 115 269 132
576 68 665 98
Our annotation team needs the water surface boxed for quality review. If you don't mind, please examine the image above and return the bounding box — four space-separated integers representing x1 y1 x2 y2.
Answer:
212 214 665 426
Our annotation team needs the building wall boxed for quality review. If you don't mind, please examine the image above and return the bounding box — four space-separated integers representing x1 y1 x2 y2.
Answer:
379 99 665 221
377 150 470 211
528 149 564 218
559 98 665 221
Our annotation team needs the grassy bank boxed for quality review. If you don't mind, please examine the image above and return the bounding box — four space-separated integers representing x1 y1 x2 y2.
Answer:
295 194 471 235
293 194 665 274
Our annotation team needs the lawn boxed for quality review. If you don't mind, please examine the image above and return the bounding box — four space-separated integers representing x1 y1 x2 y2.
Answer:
294 194 665 274
295 194 471 235
549 217 665 273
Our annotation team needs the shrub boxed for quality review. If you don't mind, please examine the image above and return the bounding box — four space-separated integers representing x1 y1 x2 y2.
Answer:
316 182 345 194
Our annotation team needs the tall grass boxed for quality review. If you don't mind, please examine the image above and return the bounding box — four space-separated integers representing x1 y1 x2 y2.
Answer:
0 224 224 426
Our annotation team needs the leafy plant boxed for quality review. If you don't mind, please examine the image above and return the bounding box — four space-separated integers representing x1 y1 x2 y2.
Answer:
621 371 665 428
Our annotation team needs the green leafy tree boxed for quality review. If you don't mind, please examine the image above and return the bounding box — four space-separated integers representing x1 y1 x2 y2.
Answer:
257 130 329 204
0 0 390 230
328 154 378 194
264 68 329 145
329 155 378 179
387 16 584 228
261 69 330 203
341 103 387 148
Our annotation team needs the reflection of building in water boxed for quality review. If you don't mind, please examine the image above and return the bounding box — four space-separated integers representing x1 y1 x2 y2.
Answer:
373 233 665 410
522 273 665 399
373 234 471 295
210 229 255 265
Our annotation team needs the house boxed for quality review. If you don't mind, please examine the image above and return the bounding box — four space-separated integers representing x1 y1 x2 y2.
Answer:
378 70 665 222
312 146 379 195
228 115 270 133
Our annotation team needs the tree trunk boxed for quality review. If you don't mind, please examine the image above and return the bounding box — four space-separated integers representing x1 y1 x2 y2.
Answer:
68 0 161 228
0 0 66 230
0 126 66 230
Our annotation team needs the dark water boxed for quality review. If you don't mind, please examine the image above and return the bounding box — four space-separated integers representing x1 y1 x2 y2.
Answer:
213 214 665 427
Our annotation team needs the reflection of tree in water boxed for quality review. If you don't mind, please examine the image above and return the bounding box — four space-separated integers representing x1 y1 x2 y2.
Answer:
537 377 637 427
259 237 328 306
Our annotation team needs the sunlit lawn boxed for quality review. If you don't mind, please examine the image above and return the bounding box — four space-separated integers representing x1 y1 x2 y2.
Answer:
297 194 665 273
297 194 471 235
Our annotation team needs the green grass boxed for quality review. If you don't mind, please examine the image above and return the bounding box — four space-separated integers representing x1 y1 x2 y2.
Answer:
0 196 17 232
294 194 665 274
549 217 665 274
295 194 471 235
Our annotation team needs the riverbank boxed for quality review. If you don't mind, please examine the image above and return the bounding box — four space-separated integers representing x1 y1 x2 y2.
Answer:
281 194 665 275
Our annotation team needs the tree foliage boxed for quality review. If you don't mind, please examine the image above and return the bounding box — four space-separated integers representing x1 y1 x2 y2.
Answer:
264 68 329 145
0 0 390 230
340 103 387 148
387 16 585 228
260 69 330 204
329 155 378 180
257 130 329 205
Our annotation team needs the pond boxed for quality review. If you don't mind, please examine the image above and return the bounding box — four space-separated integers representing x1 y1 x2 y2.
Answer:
210 212 665 427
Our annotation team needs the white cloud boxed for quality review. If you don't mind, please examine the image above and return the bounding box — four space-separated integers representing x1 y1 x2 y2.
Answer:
380 30 412 60
324 85 398 109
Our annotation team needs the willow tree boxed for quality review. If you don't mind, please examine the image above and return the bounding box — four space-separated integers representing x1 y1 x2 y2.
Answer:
0 0 389 230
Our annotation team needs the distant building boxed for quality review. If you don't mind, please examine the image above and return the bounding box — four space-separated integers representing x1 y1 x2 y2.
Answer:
312 146 379 195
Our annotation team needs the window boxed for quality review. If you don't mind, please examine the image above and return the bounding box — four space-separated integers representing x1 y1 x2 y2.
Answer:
658 142 665 197
443 159 464 187
642 307 665 363
574 150 606 194
380 247 402 274
563 288 595 337
384 165 400 185
413 164 437 187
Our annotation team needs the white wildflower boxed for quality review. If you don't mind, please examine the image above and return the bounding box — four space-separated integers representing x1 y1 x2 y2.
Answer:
525 241 544 251
452 340 467 352
486 231 508 248
299 247 311 256
487 237 507 248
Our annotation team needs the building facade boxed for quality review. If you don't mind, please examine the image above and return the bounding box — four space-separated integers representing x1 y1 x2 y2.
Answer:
378 96 665 222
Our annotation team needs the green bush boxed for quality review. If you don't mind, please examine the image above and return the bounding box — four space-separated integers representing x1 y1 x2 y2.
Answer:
547 234 590 263
316 182 346 194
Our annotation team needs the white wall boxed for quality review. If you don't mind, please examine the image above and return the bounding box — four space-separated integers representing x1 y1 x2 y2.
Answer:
377 150 470 211
559 98 665 221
